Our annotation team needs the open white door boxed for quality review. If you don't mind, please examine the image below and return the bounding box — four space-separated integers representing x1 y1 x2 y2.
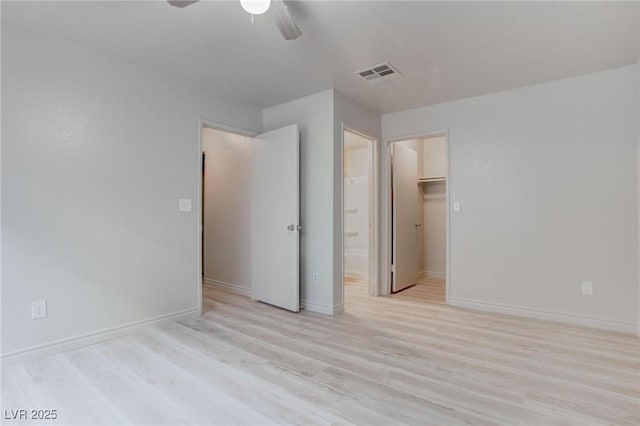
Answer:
251 124 300 312
392 144 419 292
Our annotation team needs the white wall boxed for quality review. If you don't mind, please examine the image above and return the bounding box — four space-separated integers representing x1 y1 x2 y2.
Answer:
262 90 381 312
1 25 262 358
421 181 446 278
262 90 336 313
421 136 447 278
383 65 639 332
202 128 252 293
344 146 369 177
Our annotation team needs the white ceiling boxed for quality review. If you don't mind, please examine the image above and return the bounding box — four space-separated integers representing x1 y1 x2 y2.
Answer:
3 1 638 113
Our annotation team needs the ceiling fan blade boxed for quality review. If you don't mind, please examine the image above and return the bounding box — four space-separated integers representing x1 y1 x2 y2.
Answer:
167 0 199 8
269 0 302 40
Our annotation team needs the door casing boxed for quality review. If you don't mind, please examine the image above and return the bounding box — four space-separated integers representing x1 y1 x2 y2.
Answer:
380 130 451 302
340 125 380 306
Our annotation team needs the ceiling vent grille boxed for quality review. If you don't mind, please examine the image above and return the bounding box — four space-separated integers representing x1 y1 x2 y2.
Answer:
355 62 402 84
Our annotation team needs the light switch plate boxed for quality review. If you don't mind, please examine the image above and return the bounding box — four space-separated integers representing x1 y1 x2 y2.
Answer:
453 201 461 212
179 199 192 212
581 281 593 296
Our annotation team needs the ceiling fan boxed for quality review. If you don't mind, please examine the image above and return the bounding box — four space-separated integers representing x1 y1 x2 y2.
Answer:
167 0 302 40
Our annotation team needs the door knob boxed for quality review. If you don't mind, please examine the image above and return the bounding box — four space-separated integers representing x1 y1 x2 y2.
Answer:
414 223 422 228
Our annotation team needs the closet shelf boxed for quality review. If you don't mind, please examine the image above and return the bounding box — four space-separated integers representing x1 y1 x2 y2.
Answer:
417 177 446 184
345 231 359 236
344 208 359 213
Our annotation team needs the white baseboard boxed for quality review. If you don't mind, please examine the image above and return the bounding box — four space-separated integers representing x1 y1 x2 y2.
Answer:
301 299 343 315
1 307 200 366
449 297 637 334
203 278 251 297
427 271 446 280
419 270 446 280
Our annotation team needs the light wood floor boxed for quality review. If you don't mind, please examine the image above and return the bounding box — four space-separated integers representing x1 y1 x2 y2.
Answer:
2 280 639 425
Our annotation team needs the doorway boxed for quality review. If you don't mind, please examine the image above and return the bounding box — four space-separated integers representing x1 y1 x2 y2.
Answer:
385 133 449 304
342 128 376 308
198 120 301 313
200 126 254 300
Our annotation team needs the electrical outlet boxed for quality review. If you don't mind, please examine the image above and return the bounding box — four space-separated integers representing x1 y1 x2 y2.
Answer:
31 300 47 319
179 198 192 212
581 281 593 296
312 272 319 284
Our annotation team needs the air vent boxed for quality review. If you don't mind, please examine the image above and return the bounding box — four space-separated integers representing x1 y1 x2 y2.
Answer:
355 62 402 84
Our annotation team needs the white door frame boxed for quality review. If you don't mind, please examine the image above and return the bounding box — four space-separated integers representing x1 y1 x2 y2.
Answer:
197 119 257 314
341 124 379 305
381 130 450 303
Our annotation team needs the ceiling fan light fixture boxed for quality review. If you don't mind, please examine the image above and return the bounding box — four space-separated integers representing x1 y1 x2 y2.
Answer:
241 0 271 15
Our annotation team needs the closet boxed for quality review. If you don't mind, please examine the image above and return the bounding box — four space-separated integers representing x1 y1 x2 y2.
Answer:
418 135 447 282
391 134 447 296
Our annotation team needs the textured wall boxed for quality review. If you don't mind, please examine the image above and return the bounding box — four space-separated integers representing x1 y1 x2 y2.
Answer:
1 25 262 356
383 66 638 331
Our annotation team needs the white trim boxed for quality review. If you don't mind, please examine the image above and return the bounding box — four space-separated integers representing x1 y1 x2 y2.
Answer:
381 130 450 300
301 299 344 315
419 270 446 280
200 118 257 138
1 308 200 366
203 278 251 297
449 297 637 334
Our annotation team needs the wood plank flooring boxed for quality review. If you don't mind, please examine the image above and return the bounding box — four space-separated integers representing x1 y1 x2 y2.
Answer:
2 280 639 425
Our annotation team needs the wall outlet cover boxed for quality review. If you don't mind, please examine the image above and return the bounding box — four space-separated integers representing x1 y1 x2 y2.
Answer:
31 300 47 319
312 272 319 284
179 198 192 212
581 281 593 296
